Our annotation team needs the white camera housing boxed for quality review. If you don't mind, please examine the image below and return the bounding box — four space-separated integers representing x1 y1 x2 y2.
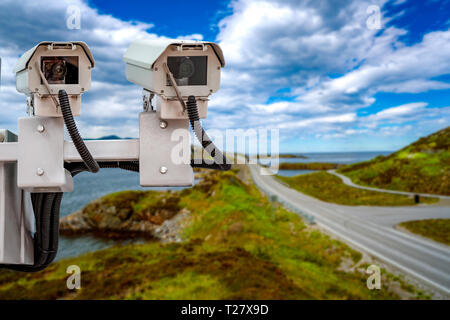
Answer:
123 39 225 119
14 41 95 117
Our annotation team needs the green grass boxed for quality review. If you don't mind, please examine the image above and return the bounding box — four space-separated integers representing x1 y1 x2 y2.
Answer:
398 219 450 245
0 169 415 299
277 171 437 206
338 127 450 195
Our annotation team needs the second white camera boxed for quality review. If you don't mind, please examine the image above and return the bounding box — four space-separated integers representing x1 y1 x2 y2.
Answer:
123 39 225 119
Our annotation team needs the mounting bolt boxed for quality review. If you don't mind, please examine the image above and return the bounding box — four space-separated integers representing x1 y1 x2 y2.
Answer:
37 124 45 133
36 168 45 176
159 166 168 174
159 121 168 129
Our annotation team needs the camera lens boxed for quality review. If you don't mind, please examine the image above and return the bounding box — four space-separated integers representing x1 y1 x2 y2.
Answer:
178 58 195 79
41 56 79 85
167 56 207 86
51 61 67 80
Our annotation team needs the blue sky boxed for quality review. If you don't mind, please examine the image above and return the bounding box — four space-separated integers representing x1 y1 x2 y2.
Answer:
88 0 230 40
0 0 449 152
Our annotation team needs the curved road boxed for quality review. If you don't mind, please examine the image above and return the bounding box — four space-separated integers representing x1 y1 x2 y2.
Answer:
250 165 450 296
328 170 450 200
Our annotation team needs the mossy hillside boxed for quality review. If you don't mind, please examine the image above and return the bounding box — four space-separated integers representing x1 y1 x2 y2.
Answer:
278 171 437 206
338 127 450 195
398 219 450 245
0 170 415 299
88 190 182 224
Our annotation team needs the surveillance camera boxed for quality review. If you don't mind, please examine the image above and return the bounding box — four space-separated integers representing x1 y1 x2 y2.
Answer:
123 39 225 119
14 42 95 117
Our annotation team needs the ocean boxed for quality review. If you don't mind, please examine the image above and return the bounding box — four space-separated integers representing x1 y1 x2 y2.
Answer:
276 151 392 164
275 151 392 177
56 151 392 260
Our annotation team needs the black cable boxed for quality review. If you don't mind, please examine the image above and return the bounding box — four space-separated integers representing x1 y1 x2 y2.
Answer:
190 162 230 170
65 161 140 176
45 192 63 265
58 89 99 173
3 192 60 272
186 96 231 171
1 161 138 272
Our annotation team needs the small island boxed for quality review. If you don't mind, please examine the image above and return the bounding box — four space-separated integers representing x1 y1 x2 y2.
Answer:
60 189 189 242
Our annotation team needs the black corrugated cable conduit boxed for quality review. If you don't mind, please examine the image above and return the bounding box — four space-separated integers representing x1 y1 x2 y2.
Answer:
186 95 231 171
3 192 62 272
58 89 99 173
1 161 139 272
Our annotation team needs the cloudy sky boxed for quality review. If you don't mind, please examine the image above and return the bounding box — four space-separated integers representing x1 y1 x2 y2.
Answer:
0 0 449 152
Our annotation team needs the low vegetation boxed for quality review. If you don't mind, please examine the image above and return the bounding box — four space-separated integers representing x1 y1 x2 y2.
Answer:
398 219 450 245
338 127 450 195
278 162 340 170
277 171 437 206
0 169 418 299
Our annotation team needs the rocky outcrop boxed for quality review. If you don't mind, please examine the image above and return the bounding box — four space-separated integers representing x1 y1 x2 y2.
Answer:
60 190 190 241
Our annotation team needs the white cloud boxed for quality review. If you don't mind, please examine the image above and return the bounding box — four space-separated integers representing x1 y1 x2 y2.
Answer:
368 102 427 121
279 113 357 129
0 0 448 151
176 34 204 40
208 0 450 145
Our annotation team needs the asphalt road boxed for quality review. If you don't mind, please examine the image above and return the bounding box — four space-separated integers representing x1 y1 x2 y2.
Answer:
328 170 450 200
249 165 450 296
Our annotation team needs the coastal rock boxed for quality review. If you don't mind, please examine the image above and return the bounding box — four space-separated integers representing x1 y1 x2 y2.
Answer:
60 190 190 241
153 208 190 243
59 210 92 233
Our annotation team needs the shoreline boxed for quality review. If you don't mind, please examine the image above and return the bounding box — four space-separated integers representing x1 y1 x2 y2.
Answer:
59 198 191 243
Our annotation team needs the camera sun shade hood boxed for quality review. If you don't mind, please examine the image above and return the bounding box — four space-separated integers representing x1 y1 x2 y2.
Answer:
13 41 95 74
122 39 225 71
